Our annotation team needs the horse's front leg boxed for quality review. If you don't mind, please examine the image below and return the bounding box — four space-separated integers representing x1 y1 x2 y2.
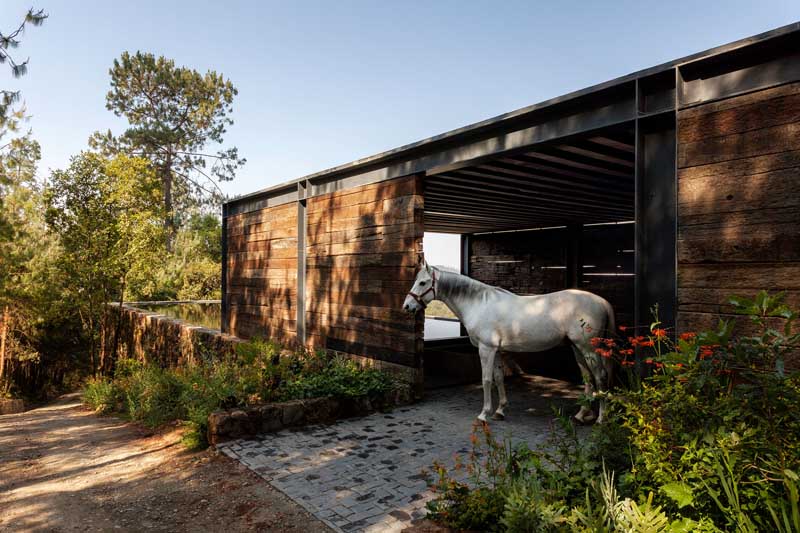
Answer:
492 355 508 420
477 344 497 422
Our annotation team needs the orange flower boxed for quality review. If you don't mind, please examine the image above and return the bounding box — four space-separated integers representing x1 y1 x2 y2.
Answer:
620 348 634 356
590 337 603 347
604 338 616 348
652 328 667 339
645 358 654 365
641 340 654 347
619 325 627 332
596 348 612 359
622 360 635 367
679 332 696 341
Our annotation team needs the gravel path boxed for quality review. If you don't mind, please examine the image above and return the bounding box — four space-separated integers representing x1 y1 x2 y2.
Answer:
0 393 328 532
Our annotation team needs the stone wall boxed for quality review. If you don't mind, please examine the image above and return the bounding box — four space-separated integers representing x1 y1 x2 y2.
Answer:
100 303 241 371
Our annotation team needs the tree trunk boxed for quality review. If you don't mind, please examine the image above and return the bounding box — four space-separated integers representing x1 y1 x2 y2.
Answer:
0 306 8 381
109 275 127 377
162 154 175 252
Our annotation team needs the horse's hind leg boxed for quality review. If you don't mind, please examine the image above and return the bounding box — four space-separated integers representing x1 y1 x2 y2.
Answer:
477 344 497 422
492 355 508 420
571 347 596 424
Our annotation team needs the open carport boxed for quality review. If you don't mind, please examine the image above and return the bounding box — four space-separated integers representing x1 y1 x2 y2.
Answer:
222 22 800 392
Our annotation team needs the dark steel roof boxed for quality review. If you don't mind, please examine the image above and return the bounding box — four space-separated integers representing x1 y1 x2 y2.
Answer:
226 21 799 210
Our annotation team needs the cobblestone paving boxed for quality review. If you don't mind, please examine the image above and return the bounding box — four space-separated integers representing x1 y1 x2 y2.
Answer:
218 377 580 533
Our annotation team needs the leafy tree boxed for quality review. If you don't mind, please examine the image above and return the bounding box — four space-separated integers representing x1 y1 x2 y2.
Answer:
45 153 164 374
0 8 47 131
0 134 44 389
92 51 244 250
132 212 222 301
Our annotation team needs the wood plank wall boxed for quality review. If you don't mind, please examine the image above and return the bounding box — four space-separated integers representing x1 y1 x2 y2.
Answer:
469 228 568 295
305 175 424 368
677 82 800 350
224 202 298 343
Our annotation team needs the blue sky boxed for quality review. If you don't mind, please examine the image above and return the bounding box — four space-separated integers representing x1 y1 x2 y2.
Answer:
3 0 799 267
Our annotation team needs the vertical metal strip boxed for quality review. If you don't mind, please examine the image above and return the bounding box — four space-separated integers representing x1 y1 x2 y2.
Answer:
460 233 471 337
633 80 644 373
220 203 229 334
296 195 307 347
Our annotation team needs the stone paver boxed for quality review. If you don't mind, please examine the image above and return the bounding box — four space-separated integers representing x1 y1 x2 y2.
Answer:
218 377 579 532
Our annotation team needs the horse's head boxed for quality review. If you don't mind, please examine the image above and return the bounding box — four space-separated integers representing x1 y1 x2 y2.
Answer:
403 260 437 314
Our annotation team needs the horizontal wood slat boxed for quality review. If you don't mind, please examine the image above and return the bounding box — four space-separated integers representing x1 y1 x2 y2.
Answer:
677 84 800 353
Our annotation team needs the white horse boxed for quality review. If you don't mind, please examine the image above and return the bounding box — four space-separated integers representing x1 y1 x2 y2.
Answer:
403 262 615 424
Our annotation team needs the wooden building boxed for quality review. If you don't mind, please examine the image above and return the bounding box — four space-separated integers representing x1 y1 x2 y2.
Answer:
222 23 800 388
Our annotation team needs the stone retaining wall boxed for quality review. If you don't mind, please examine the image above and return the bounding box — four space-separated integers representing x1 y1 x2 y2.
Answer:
0 398 24 415
208 387 414 445
100 303 242 371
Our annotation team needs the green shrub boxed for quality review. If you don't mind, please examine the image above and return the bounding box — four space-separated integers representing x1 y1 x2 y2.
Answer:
427 291 800 532
83 376 119 413
280 356 394 401
81 339 398 449
118 363 184 427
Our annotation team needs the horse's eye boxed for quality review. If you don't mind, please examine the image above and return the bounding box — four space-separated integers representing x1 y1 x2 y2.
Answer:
420 281 427 286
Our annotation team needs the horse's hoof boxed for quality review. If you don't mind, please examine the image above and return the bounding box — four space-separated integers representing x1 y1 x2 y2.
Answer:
491 412 505 421
477 413 488 423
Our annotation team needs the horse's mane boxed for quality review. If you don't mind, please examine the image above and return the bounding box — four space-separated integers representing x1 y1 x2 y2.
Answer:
432 265 512 299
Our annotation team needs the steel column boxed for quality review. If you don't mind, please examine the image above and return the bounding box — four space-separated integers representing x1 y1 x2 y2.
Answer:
220 203 228 333
296 182 308 346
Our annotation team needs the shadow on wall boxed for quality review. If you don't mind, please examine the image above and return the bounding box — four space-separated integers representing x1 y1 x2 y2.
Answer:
225 203 298 344
304 176 424 370
676 83 800 355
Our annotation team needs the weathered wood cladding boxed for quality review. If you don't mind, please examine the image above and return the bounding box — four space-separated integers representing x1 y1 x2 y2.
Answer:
469 229 569 295
677 82 800 357
304 175 424 368
225 201 298 344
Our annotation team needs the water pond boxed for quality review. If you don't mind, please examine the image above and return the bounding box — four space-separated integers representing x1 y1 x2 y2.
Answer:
132 302 462 340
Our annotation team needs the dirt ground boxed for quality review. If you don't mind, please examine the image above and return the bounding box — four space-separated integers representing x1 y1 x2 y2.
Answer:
0 393 329 532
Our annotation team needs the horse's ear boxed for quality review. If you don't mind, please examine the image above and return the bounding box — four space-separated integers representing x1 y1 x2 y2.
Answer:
423 258 431 273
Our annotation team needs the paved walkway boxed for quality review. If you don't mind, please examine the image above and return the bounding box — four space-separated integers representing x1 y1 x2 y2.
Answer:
218 376 580 532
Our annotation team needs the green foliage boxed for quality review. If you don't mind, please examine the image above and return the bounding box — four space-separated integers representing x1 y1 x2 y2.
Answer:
82 377 119 413
44 152 164 373
0 8 47 128
82 340 398 449
427 291 800 532
134 213 222 301
93 50 245 246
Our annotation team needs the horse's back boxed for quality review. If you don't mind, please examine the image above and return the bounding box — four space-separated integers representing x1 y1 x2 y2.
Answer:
476 289 612 351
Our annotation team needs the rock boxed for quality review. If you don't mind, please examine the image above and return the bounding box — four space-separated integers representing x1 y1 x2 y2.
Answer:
257 405 283 433
0 398 25 415
280 400 305 427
